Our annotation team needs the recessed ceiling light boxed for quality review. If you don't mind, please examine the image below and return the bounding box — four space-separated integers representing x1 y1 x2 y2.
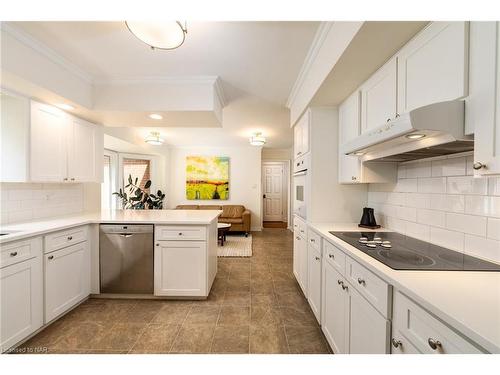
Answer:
56 103 75 111
149 113 163 120
249 132 266 146
145 131 165 146
405 133 426 140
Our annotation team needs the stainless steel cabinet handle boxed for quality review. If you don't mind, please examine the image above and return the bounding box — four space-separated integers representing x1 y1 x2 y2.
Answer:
427 338 442 350
329 254 334 259
392 338 402 348
386 118 391 122
178 232 183 236
63 178 68 181
120 234 133 238
296 236 300 240
67 236 73 240
342 284 348 291
70 178 75 181
315 256 320 261
48 255 54 260
310 238 315 243
337 280 343 285
357 278 366 285
10 251 18 257
473 162 486 170
395 113 400 118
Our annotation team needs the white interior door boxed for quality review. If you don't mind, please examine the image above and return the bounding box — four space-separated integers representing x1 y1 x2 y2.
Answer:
262 162 284 221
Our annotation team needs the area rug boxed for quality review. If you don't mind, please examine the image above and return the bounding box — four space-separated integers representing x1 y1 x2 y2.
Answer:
217 234 253 257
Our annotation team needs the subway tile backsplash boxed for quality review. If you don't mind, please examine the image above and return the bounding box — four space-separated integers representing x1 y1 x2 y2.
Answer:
368 154 500 263
0 183 84 225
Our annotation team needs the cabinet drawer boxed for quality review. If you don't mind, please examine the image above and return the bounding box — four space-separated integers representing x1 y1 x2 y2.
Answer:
345 256 392 318
307 228 321 252
1 237 42 268
155 225 207 241
44 226 88 253
393 292 484 354
293 216 307 238
323 240 346 274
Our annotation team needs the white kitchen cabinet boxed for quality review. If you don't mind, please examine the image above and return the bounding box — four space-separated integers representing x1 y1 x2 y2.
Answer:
297 233 308 296
293 233 300 281
338 91 397 184
0 238 43 353
469 22 500 175
154 240 206 297
321 260 349 354
393 291 484 354
45 241 90 322
397 22 469 114
30 100 68 182
360 57 398 132
293 110 310 159
307 243 322 323
68 116 103 183
349 285 390 354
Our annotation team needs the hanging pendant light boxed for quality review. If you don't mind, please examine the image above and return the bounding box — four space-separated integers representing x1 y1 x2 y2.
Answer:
125 21 187 50
145 131 165 146
249 132 266 146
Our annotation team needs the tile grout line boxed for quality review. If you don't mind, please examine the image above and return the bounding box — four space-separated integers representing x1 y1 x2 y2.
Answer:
168 303 193 353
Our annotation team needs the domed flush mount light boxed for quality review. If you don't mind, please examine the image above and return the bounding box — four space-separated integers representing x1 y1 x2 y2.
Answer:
125 21 187 50
249 132 266 146
145 131 165 146
405 133 426 140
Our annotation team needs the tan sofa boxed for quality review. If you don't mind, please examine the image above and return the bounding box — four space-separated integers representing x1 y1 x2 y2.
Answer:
175 204 251 235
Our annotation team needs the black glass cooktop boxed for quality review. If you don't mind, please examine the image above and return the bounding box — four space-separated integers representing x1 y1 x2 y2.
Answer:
329 231 500 271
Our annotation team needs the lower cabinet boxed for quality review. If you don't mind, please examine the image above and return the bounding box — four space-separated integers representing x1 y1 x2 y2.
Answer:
45 241 90 323
307 244 322 322
0 239 43 353
154 240 206 297
321 256 390 354
293 230 308 296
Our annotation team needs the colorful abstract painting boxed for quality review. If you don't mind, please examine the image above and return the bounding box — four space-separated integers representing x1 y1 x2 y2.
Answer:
186 156 229 200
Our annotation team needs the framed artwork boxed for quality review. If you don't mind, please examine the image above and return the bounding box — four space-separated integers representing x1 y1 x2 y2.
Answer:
186 156 229 200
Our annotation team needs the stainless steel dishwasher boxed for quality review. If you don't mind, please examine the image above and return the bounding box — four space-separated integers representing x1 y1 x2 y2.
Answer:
99 224 154 294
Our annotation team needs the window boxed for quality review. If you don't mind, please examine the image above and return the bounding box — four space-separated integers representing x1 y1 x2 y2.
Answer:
122 158 151 192
101 150 118 211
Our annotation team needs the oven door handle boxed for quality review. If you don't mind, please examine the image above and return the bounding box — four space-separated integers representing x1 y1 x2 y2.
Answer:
293 171 307 177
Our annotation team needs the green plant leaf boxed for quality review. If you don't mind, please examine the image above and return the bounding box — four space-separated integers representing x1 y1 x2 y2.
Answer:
135 177 138 185
145 180 152 189
128 175 132 184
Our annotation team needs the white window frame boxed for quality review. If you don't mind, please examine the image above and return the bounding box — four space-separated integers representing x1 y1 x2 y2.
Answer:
118 152 158 194
102 149 119 210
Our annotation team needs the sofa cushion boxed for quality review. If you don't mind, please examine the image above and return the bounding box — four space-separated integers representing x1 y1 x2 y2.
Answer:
198 205 222 210
176 205 199 209
219 217 243 224
221 205 245 218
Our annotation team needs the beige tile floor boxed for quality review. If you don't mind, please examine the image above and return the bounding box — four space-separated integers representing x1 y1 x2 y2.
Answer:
15 228 331 354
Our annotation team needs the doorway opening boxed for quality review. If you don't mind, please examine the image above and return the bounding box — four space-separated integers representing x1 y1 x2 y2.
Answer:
261 161 290 229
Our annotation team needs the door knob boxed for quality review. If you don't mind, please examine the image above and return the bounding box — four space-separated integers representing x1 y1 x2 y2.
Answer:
48 255 54 260
473 162 486 170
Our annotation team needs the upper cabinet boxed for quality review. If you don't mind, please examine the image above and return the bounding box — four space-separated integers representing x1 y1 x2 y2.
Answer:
360 57 398 132
468 22 500 176
397 22 469 114
294 110 310 159
1 98 103 183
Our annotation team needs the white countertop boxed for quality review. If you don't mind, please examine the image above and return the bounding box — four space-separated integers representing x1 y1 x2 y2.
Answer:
309 222 500 354
0 209 222 244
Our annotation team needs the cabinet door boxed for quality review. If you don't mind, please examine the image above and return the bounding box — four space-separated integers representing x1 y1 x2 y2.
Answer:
68 117 100 182
361 57 398 132
298 234 308 296
30 101 68 182
391 330 421 354
349 286 390 353
154 241 207 297
321 261 348 354
471 22 500 175
1 256 43 352
307 244 321 323
397 22 468 114
338 91 362 183
300 111 310 155
293 233 300 281
294 122 303 158
45 242 90 322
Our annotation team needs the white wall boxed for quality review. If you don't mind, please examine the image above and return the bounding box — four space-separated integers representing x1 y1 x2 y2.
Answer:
262 148 292 161
368 153 500 264
168 146 262 230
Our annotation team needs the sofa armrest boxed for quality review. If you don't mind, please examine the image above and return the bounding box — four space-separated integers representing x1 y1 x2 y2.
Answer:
242 210 251 232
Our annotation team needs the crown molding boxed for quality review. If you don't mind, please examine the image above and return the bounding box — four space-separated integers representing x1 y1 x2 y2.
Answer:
1 22 94 85
285 22 334 109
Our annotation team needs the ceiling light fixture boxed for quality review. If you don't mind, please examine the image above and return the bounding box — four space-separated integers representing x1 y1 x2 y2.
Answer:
405 133 426 140
149 113 163 120
249 132 266 146
56 103 75 111
145 131 165 146
125 21 187 50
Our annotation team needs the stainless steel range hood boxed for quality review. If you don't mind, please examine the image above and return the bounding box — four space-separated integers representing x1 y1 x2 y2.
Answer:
341 100 474 163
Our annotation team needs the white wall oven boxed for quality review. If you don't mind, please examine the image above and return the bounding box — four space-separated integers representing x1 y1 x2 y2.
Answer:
293 154 309 220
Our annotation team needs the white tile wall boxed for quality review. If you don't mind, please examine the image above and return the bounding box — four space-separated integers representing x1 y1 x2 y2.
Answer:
0 183 84 225
368 154 500 263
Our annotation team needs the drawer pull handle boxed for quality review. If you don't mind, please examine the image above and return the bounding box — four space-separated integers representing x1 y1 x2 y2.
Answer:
296 236 300 240
48 255 54 260
315 256 320 261
67 236 73 241
156 243 160 247
391 338 402 348
427 338 442 350
337 280 343 286
310 239 315 243
341 284 348 291
10 251 18 257
329 254 334 259
178 232 183 236
473 162 486 170
357 278 366 285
